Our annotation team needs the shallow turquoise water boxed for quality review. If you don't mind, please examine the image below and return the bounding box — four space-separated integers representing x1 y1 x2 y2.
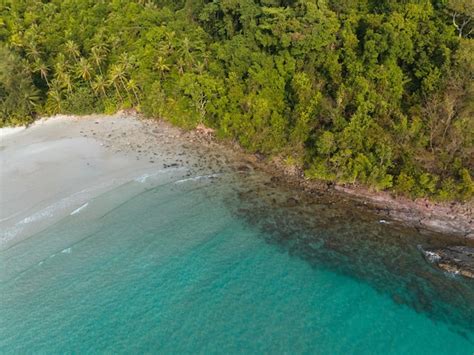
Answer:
1 171 473 353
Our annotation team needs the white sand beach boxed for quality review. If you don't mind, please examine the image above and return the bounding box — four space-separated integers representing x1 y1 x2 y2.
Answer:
1 113 472 253
0 114 199 250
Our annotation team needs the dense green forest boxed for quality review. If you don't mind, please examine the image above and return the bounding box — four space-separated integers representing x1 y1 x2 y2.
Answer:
1 0 473 200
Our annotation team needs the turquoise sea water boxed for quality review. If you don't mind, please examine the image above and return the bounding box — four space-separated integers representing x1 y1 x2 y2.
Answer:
1 170 473 353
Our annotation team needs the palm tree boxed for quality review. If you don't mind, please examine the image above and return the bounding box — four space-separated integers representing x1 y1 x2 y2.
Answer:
75 57 92 82
117 53 135 91
28 24 40 38
92 74 108 98
48 78 63 92
25 41 42 62
178 37 194 68
119 52 133 70
108 63 127 101
61 73 73 93
126 79 140 104
159 31 176 57
155 56 170 78
202 51 211 67
53 53 74 92
64 40 80 62
194 61 205 75
54 53 68 83
177 58 186 76
90 45 108 75
21 84 40 115
46 88 62 114
31 58 49 85
144 1 158 10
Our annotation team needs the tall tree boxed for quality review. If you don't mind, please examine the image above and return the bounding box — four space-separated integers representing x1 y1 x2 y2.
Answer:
64 40 80 62
447 0 474 38
76 57 93 83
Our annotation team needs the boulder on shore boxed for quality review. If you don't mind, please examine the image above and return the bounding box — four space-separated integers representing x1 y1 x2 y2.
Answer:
422 246 474 279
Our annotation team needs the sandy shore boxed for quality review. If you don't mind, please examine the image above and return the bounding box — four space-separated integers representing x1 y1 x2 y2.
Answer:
0 113 208 249
1 113 472 251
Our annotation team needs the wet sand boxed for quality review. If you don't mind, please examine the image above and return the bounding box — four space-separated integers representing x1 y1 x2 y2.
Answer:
0 114 203 249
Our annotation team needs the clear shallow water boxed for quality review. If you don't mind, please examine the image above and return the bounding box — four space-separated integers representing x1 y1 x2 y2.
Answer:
1 171 473 353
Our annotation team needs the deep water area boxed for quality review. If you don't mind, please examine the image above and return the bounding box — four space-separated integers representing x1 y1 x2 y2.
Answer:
1 167 473 353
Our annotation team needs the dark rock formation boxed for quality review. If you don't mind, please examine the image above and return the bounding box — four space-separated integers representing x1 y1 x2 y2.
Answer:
422 246 474 279
285 197 299 207
237 165 251 172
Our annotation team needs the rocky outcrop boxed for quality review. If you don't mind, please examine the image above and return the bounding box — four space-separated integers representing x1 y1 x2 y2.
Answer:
333 185 474 238
421 246 474 279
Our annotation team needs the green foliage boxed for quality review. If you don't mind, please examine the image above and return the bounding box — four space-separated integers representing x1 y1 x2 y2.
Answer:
1 0 472 200
0 46 38 126
62 87 100 115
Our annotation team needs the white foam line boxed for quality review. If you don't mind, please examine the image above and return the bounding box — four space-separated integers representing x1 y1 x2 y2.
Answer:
70 203 89 216
418 245 441 263
15 182 111 226
134 167 187 183
1 170 183 247
18 208 54 225
175 173 221 184
424 250 441 263
134 171 164 183
444 270 460 279
0 181 114 246
0 227 24 243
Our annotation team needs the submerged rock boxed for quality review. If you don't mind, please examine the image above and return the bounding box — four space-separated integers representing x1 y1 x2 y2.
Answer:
285 197 299 207
237 165 251 172
422 246 474 279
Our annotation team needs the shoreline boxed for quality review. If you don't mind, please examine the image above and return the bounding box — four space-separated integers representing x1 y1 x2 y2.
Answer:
174 118 472 239
177 116 474 239
257 158 473 239
0 113 203 249
1 112 472 242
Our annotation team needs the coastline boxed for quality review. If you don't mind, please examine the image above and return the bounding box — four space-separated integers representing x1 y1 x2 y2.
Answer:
0 113 202 249
1 112 472 248
195 124 473 239
260 158 473 239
